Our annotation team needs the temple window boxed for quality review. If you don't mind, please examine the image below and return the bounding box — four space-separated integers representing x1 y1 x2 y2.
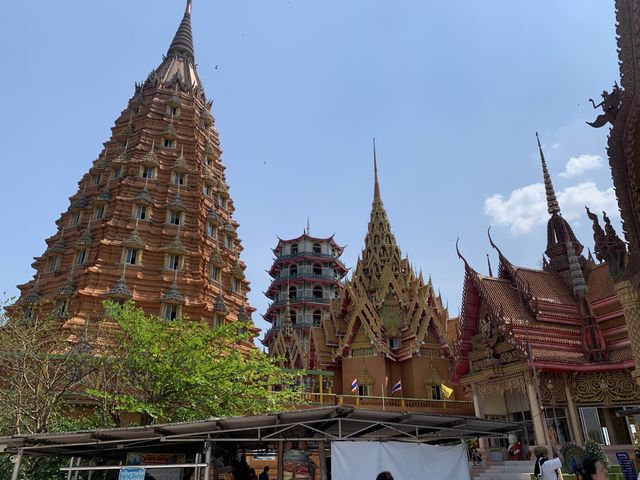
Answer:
166 254 183 271
224 235 233 249
164 138 175 148
121 139 128 149
167 106 179 116
46 256 59 273
313 264 322 276
111 167 122 179
231 277 241 293
140 166 156 179
55 299 69 318
74 248 88 266
22 306 33 322
91 174 101 185
428 384 442 400
213 314 224 328
289 264 298 277
124 248 140 265
206 157 214 168
358 385 369 397
69 211 82 227
167 210 182 226
172 172 186 185
202 183 213 197
389 337 401 350
313 243 322 254
288 285 297 299
291 243 298 254
210 266 220 281
206 222 216 237
290 310 297 325
313 310 322 326
161 303 180 321
217 195 227 209
134 204 148 220
93 204 106 220
313 285 323 299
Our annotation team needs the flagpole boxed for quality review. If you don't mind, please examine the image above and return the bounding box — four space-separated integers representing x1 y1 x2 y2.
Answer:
381 384 385 412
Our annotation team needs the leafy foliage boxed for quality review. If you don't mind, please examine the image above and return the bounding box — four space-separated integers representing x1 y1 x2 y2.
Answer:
90 302 301 424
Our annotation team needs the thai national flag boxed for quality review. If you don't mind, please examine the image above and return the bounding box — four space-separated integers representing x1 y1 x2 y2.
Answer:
390 380 402 395
351 378 358 393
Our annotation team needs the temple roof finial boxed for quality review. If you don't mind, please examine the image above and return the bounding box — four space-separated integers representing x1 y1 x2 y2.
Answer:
167 1 195 60
536 132 561 215
373 138 381 203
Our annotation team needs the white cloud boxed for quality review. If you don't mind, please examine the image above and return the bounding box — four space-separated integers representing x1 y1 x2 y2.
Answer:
484 181 617 236
559 154 603 178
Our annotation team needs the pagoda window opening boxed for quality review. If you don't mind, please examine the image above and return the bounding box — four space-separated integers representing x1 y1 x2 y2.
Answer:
45 256 59 273
290 310 297 325
94 205 106 220
167 106 179 116
55 299 69 318
217 195 227 209
22 306 33 322
224 235 234 250
313 285 323 299
206 222 216 238
111 167 122 180
121 139 128 149
74 248 88 266
91 174 101 185
124 248 140 266
312 309 322 326
203 183 213 197
213 314 224 329
313 243 322 255
210 266 220 281
134 205 148 221
288 285 297 299
161 303 180 321
358 385 369 397
166 254 183 271
140 166 156 180
313 264 322 276
290 264 298 277
69 211 82 227
167 210 183 226
291 243 298 255
428 384 442 401
164 138 175 149
231 277 241 294
172 172 186 185
389 337 401 350
206 157 214 168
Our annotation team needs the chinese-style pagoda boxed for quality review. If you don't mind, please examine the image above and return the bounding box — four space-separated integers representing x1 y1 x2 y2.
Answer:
16 1 255 346
262 231 347 370
309 145 469 411
454 135 640 448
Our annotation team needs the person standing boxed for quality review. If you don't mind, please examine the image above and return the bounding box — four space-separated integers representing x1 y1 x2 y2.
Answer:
533 446 563 480
258 466 270 480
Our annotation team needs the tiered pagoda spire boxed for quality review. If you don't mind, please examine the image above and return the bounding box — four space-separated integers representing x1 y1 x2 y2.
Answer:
16 1 255 346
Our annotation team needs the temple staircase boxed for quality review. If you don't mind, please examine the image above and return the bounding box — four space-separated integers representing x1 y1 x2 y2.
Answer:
471 460 534 480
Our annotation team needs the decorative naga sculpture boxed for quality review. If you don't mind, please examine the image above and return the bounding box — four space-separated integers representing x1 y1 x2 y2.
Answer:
587 83 622 128
586 207 627 282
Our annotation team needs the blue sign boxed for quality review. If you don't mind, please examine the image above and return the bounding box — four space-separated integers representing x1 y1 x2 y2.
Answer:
615 452 637 480
119 467 146 480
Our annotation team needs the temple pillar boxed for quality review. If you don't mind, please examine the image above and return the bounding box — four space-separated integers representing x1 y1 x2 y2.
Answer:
564 384 584 444
615 281 640 384
472 385 489 451
526 380 547 446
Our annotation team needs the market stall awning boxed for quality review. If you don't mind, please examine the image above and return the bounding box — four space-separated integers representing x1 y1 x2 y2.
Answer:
0 406 521 457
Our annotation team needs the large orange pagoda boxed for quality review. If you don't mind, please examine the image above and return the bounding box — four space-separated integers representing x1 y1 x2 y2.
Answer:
16 1 255 345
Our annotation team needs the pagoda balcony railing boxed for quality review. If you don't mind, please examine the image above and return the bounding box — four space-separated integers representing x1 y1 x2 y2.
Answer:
277 251 347 268
297 393 474 415
271 296 331 307
275 271 341 282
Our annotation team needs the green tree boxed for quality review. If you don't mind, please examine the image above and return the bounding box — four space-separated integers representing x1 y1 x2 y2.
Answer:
91 302 300 425
0 301 102 435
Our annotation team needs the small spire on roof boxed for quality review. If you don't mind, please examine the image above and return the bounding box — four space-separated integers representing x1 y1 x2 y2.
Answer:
373 138 381 203
167 0 195 60
487 253 493 277
536 132 561 215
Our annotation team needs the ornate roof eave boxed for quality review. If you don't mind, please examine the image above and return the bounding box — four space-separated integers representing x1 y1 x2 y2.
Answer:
162 281 185 304
106 276 132 300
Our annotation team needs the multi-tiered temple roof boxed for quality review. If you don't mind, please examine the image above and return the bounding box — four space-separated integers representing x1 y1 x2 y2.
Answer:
17 1 255 345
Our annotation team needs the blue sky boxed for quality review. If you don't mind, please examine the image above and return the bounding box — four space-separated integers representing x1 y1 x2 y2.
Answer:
0 0 621 336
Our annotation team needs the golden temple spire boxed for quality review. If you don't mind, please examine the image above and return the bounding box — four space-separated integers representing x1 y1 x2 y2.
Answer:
373 138 381 203
536 132 561 215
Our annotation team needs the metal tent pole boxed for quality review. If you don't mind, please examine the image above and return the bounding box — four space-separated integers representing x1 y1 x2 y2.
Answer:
10 450 23 480
204 441 212 480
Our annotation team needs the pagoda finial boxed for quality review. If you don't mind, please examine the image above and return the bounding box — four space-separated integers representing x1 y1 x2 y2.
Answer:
373 138 381 203
487 254 493 277
536 132 561 215
167 0 195 60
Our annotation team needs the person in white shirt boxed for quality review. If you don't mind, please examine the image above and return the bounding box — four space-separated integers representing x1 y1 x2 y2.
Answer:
533 446 563 480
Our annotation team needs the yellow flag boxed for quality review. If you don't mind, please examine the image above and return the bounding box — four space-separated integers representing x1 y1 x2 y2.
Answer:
441 383 454 398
